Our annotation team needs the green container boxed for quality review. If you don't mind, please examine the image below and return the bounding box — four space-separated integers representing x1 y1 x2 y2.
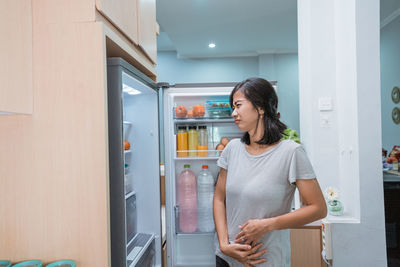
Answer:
0 261 11 267
46 261 75 267
12 260 42 267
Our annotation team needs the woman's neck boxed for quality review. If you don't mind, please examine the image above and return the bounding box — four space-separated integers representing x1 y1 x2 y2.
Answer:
248 119 265 147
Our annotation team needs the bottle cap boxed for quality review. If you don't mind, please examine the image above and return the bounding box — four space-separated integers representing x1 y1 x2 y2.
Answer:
178 126 187 130
199 125 207 129
202 165 208 169
184 164 191 168
188 125 197 130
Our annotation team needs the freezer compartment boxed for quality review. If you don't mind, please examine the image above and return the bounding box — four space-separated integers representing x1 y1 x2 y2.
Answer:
175 233 216 267
174 205 215 234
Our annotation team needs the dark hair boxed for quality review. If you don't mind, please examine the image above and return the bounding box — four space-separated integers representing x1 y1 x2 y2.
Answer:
230 77 287 145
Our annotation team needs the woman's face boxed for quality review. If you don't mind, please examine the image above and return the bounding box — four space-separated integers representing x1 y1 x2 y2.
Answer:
231 90 263 132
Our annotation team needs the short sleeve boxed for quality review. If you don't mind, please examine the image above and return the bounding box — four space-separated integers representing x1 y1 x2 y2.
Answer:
217 141 231 170
288 146 316 184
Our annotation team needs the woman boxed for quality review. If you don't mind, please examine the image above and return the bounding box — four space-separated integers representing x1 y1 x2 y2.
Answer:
213 78 327 267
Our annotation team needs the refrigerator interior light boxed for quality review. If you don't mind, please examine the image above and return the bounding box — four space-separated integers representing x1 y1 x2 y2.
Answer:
123 84 142 95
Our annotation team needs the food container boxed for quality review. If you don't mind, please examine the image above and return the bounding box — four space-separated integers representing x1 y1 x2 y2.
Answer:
11 260 42 267
206 100 232 118
0 261 11 267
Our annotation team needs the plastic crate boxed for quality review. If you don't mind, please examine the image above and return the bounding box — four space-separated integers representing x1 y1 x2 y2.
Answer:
46 260 76 267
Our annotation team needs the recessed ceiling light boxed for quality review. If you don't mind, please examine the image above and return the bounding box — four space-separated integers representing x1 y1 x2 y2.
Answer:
208 43 216 48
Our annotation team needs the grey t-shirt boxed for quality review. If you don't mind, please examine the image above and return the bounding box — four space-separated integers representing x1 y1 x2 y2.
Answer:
215 139 316 267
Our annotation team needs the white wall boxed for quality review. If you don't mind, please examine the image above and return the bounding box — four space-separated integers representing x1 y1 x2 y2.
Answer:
298 0 387 266
381 15 400 152
156 51 258 84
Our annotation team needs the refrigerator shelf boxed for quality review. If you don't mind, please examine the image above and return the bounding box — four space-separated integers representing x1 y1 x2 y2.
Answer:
174 118 234 124
175 263 215 267
174 156 219 160
124 150 132 154
174 205 215 235
123 121 132 125
175 149 222 159
176 231 215 236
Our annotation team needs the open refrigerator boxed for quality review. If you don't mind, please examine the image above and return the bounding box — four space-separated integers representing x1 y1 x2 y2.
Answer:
107 58 271 266
163 85 243 267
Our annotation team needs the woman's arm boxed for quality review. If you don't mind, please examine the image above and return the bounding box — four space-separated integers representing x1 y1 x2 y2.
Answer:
273 178 327 229
213 168 229 248
235 178 327 244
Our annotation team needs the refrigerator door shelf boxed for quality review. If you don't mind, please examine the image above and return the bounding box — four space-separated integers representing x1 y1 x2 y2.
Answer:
124 174 134 195
127 233 155 267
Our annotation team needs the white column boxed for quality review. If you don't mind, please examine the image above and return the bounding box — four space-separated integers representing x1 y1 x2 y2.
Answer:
298 0 387 266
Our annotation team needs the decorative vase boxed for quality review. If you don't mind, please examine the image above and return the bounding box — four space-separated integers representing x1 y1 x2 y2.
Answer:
327 200 344 216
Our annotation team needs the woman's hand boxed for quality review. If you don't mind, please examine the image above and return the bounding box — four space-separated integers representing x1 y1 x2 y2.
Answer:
234 218 276 245
220 242 267 266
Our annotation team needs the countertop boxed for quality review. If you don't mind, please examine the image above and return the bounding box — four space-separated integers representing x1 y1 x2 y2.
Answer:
383 170 400 182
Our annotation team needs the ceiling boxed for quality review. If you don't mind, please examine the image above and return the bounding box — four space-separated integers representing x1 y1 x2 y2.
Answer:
156 0 400 59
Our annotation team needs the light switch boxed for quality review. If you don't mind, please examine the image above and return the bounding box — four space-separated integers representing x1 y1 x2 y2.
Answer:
318 97 333 111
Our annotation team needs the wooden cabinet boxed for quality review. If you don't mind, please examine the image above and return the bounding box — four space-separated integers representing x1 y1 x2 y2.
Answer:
290 228 328 267
0 0 157 265
0 0 32 114
138 0 157 63
0 0 156 116
95 0 139 45
96 0 157 64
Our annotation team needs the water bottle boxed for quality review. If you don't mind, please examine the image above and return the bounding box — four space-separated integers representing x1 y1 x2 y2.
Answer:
178 164 198 232
197 165 215 232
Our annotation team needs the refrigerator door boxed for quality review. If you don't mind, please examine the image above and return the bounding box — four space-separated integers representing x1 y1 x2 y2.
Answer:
163 84 242 267
107 58 161 267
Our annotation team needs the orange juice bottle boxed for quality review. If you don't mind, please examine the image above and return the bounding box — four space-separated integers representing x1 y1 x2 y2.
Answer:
197 125 208 157
188 126 198 157
177 126 188 157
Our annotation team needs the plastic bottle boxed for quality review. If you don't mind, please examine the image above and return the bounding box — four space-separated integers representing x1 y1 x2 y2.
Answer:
178 164 198 233
177 126 188 157
197 165 215 232
197 125 208 157
188 126 198 157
